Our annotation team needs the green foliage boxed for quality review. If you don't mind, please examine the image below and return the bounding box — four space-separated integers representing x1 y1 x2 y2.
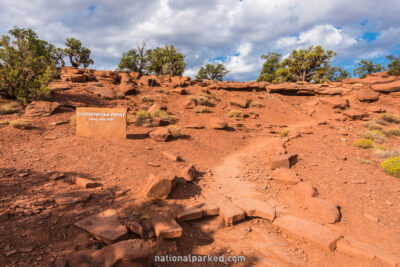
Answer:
9 118 32 129
64 38 94 68
353 138 373 149
381 156 400 178
314 66 350 83
280 130 290 138
117 42 150 75
386 54 400 76
152 109 170 120
53 47 66 67
147 45 186 76
382 113 400 123
279 46 336 82
257 52 281 82
228 110 245 119
0 27 57 102
196 63 229 81
353 59 384 78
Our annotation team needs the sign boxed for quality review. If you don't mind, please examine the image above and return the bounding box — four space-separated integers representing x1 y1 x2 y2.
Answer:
76 107 127 139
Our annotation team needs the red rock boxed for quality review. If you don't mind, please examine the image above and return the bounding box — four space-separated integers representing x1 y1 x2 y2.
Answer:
206 194 245 226
129 72 140 80
72 177 102 189
178 165 197 182
143 173 176 199
274 215 342 251
118 73 137 95
48 82 72 91
149 128 170 142
126 221 144 238
85 87 116 99
371 80 400 93
293 181 318 197
232 198 275 221
270 154 298 170
54 191 91 205
152 215 183 238
268 83 316 95
183 100 196 109
148 103 167 114
343 110 369 120
357 89 379 102
176 206 203 221
317 88 343 95
304 198 341 223
321 97 349 109
161 151 181 161
200 203 220 216
271 168 300 185
68 249 96 267
24 101 62 117
209 117 228 129
230 98 248 108
74 209 128 245
139 75 160 87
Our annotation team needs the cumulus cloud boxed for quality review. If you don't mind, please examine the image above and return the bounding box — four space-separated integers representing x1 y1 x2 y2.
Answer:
0 0 400 80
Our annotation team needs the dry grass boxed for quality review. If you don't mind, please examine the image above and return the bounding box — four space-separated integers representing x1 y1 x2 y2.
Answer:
228 110 245 119
382 113 400 124
167 125 182 137
195 107 212 113
141 95 153 103
280 130 290 138
70 115 76 129
250 101 263 108
0 120 9 126
387 128 400 136
0 102 21 114
374 148 400 159
9 119 32 129
361 130 386 144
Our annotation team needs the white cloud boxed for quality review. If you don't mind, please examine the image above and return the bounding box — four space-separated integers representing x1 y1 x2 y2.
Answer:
0 0 400 79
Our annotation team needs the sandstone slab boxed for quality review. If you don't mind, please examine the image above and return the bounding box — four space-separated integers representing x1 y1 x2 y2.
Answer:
209 117 228 129
371 80 400 93
178 165 197 182
200 203 220 216
54 191 91 205
25 101 62 117
304 198 341 223
162 151 181 161
343 110 369 120
72 177 102 189
143 173 176 199
232 198 275 221
176 206 203 222
270 154 298 170
274 215 342 251
321 97 349 109
152 216 183 238
293 181 318 197
357 89 379 102
76 107 127 139
74 209 128 245
149 128 170 142
271 168 300 185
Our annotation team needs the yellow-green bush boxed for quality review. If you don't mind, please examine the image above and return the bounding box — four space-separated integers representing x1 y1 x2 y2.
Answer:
141 95 153 103
152 109 170 120
228 110 245 119
361 130 386 144
280 130 290 138
381 156 400 178
353 138 373 149
136 110 152 120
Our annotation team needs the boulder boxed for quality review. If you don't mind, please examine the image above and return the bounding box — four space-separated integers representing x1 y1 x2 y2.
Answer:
54 191 91 205
268 83 316 95
72 177 102 189
139 75 160 87
85 87 116 99
270 154 298 170
304 197 341 223
321 97 349 109
357 89 379 102
178 165 197 182
343 110 369 120
271 168 300 185
74 209 128 245
293 181 318 197
143 173 177 199
209 117 228 129
149 128 170 142
48 82 72 91
151 215 183 238
24 101 62 117
230 98 248 108
119 73 137 95
371 80 400 93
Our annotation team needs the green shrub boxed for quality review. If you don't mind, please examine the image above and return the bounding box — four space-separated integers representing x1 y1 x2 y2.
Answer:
0 102 21 114
0 27 57 102
228 110 245 119
381 156 400 178
136 110 152 121
9 119 32 129
167 125 182 137
280 130 290 138
374 145 387 151
388 128 400 136
353 139 373 149
382 113 400 123
187 95 213 106
250 101 263 108
361 130 386 144
141 95 153 102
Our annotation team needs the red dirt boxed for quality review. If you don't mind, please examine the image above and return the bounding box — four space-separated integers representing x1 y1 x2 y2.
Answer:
0 68 400 266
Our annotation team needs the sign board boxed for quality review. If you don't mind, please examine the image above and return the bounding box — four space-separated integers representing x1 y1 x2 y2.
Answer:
76 107 127 139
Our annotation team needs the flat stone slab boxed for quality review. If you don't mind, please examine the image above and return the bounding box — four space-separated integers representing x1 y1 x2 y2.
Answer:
178 164 197 182
74 209 128 245
200 203 220 216
143 173 176 199
270 154 298 170
162 151 181 161
274 215 342 251
337 237 400 266
304 197 341 224
271 168 300 185
293 181 318 197
152 215 183 239
176 206 203 222
54 191 91 205
215 197 245 226
233 198 275 221
72 177 102 189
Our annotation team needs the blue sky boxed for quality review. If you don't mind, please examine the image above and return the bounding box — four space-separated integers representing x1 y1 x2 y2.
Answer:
1 0 400 81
